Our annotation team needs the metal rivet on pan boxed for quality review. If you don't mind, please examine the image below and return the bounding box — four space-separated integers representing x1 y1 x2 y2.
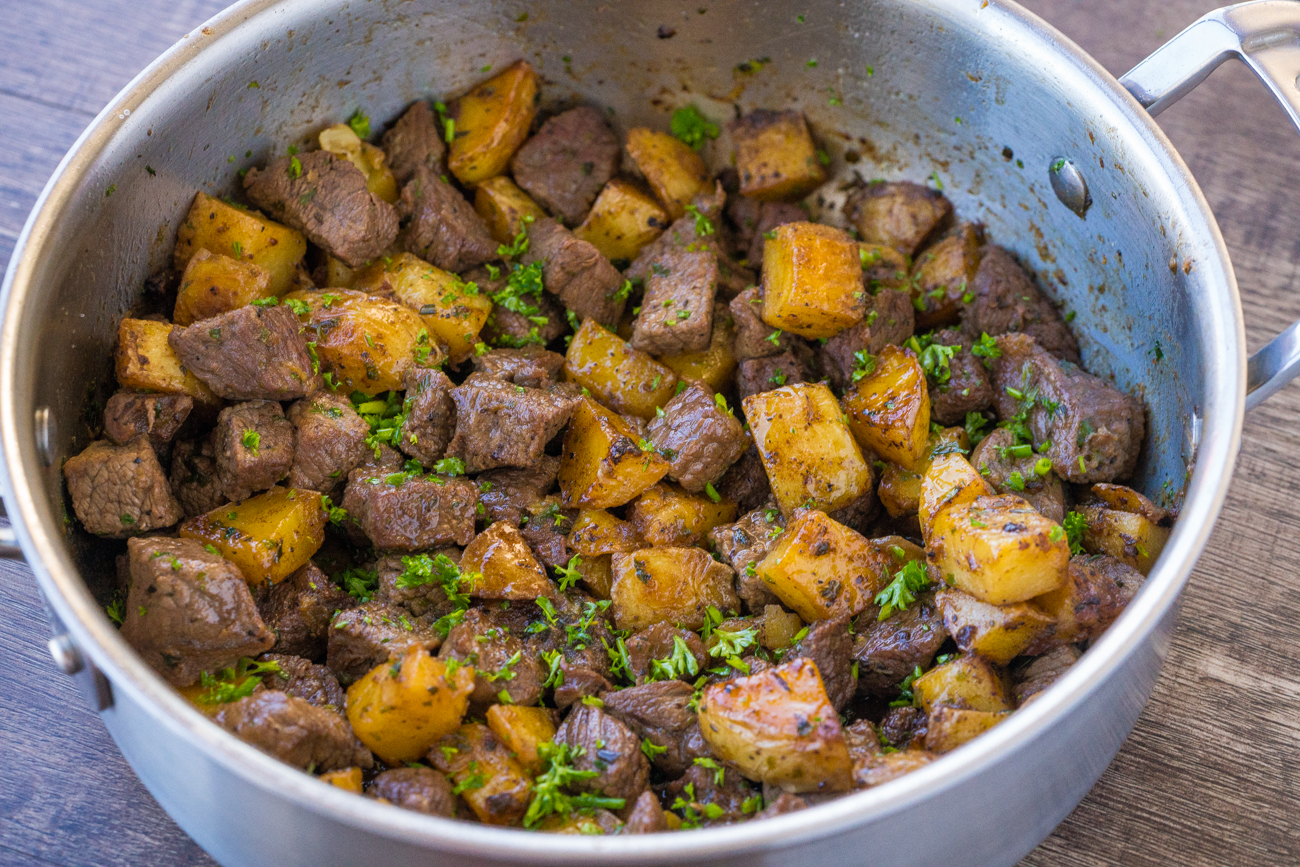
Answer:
1049 157 1091 218
34 406 55 467
48 634 85 676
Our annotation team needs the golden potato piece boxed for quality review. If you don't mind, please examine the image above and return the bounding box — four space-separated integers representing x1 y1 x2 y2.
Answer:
729 109 825 201
174 192 307 296
698 658 852 793
912 654 1011 713
917 452 993 534
924 706 1009 754
1090 483 1169 524
624 127 711 220
178 487 326 586
448 60 540 185
908 223 982 330
564 319 678 418
486 704 558 775
842 344 930 470
743 383 873 517
569 509 644 556
658 305 738 393
755 509 889 622
575 554 615 599
609 546 739 632
173 249 273 326
473 175 546 244
353 253 492 363
574 178 670 262
320 767 364 793
319 122 399 203
629 484 736 547
460 520 554 600
1078 488 1170 576
760 222 865 339
558 398 672 509
115 318 220 409
877 427 969 518
432 722 533 826
346 645 475 765
759 605 805 651
935 588 1054 665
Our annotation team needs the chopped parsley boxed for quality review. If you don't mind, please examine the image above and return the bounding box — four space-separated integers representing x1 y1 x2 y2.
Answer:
523 742 625 828
347 109 371 139
970 332 1001 368
648 635 700 681
685 203 715 237
241 430 260 455
851 349 877 382
1062 511 1087 555
874 559 931 621
669 105 720 151
554 555 583 591
194 657 283 705
905 333 960 385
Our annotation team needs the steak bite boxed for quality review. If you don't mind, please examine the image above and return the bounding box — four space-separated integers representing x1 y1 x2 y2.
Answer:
729 287 796 360
599 680 710 777
646 380 748 493
624 624 708 684
520 496 577 569
438 607 544 711
168 304 317 401
103 392 193 450
844 180 952 256
470 346 565 388
380 101 446 187
961 246 1081 363
555 703 650 803
326 600 442 685
627 183 753 300
170 436 228 517
927 329 994 426
629 249 717 356
817 289 915 393
476 456 560 525
213 401 295 502
212 690 373 771
509 105 620 225
727 197 807 265
735 348 812 401
256 561 354 661
990 333 1145 483
366 767 456 817
661 759 756 826
969 427 1066 523
444 378 578 473
853 593 948 697
259 652 348 711
120 537 274 686
244 150 398 268
341 470 478 550
64 437 184 537
397 164 497 273
624 790 671 833
713 443 771 516
522 218 626 326
285 393 371 495
788 614 856 711
399 367 456 466
1014 645 1080 705
707 504 785 612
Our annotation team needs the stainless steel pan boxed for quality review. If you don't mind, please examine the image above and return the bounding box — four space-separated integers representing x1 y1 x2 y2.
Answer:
4 1 1300 865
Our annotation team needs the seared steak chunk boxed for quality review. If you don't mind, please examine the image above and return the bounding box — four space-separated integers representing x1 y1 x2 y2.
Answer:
374 553 457 617
1014 645 1080 705
729 286 795 360
961 246 1080 363
213 401 295 502
471 346 565 388
170 436 227 517
817 289 915 393
510 106 619 225
399 367 456 466
713 443 771 516
326 600 441 685
646 380 747 493
168 304 316 401
736 349 812 401
257 561 354 661
260 652 347 712
555 703 649 802
625 624 708 684
65 437 183 537
928 329 994 425
707 504 785 612
630 249 717 356
789 614 856 711
853 593 947 697
727 197 806 265
438 607 544 710
285 393 371 495
969 427 1066 523
520 496 576 568
1023 554 1145 655
367 767 456 816
600 680 710 777
623 790 670 833
381 101 445 186
341 470 477 550
212 690 372 771
476 456 560 525
522 218 625 326
627 183 753 300
845 181 951 256
661 760 756 826
397 164 497 272
445 378 577 473
103 392 193 450
879 705 927 749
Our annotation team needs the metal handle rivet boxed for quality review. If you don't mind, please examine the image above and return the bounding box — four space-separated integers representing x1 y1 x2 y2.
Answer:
1048 157 1092 218
34 406 56 467
48 634 84 676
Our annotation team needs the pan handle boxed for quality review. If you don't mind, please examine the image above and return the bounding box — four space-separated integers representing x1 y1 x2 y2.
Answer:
0 500 23 559
1120 0 1300 410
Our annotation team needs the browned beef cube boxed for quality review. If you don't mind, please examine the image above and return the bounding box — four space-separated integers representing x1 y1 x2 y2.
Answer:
623 791 670 833
374 552 460 617
260 652 347 712
103 391 193 449
627 183 754 300
1014 645 1080 705
120 537 274 686
520 495 576 568
555 703 649 802
961 246 1081 363
212 690 373 771
879 705 927 749
381 101 446 187
445 378 577 473
213 401 295 502
599 680 710 778
341 471 477 551
707 504 785 612
1023 555 1144 656
789 614 856 711
990 333 1144 483
355 443 406 478
463 264 569 349
510 106 619 225
399 367 455 466
553 664 615 711
169 304 317 401
471 346 565 388
64 437 183 537
660 759 757 826
713 443 771 516
326 600 441 685
727 197 807 264
438 607 544 711
522 218 625 326
257 561 354 661
170 436 227 517
624 623 707 684
646 380 747 492
476 456 559 525
244 150 398 268
630 249 717 355
828 486 880 536
844 180 952 256
853 592 947 696
397 164 496 272
285 393 370 495
757 793 809 819
927 328 994 425
817 288 915 393
729 286 795 359
366 767 456 816
735 348 811 401
969 427 1066 522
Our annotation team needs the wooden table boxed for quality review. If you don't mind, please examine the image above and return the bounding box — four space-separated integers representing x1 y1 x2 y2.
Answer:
2 1 1298 864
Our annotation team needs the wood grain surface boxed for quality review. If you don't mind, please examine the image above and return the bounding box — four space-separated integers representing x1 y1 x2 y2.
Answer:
1 1 1298 865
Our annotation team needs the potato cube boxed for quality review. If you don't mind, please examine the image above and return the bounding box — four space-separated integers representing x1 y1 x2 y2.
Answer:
346 645 475 765
760 222 865 339
658 304 738 392
1091 483 1169 523
319 767 364 793
564 319 678 418
755 508 889 622
917 452 993 533
353 253 492 363
573 178 669 262
697 658 852 792
744 383 873 516
448 60 540 185
624 127 712 220
432 722 534 825
174 192 307 296
908 224 982 330
319 123 399 204
575 554 615 599
912 654 1011 713
486 704 558 774
927 494 1069 604
759 605 805 650
729 109 825 201
842 344 930 470
569 509 644 555
473 175 546 244
178 487 326 586
558 398 671 509
924 706 1009 754
115 318 220 408
460 520 554 600
935 588 1054 665
172 249 273 326
1078 487 1170 576
629 484 736 547
877 427 969 518
609 546 739 632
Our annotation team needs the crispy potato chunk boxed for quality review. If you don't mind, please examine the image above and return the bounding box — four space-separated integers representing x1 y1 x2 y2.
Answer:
610 546 739 631
760 222 865 339
1078 486 1170 576
744 383 873 516
913 653 1011 713
924 706 1009 753
353 253 492 364
346 645 475 765
658 305 738 392
1091 483 1168 523
319 123 399 203
624 127 712 220
842 344 930 470
460 520 554 600
917 453 994 534
486 704 558 774
173 249 273 326
174 192 307 296
877 427 969 518
431 722 533 825
755 509 889 622
729 109 825 201
574 178 669 261
927 494 1069 604
575 554 615 599
179 487 326 586
565 319 678 418
935 588 1054 665
698 658 852 793
760 605 805 650
908 224 982 330
448 60 540 184
629 484 736 547
474 175 547 244
569 509 644 555
319 767 364 793
115 319 221 409
558 398 672 509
